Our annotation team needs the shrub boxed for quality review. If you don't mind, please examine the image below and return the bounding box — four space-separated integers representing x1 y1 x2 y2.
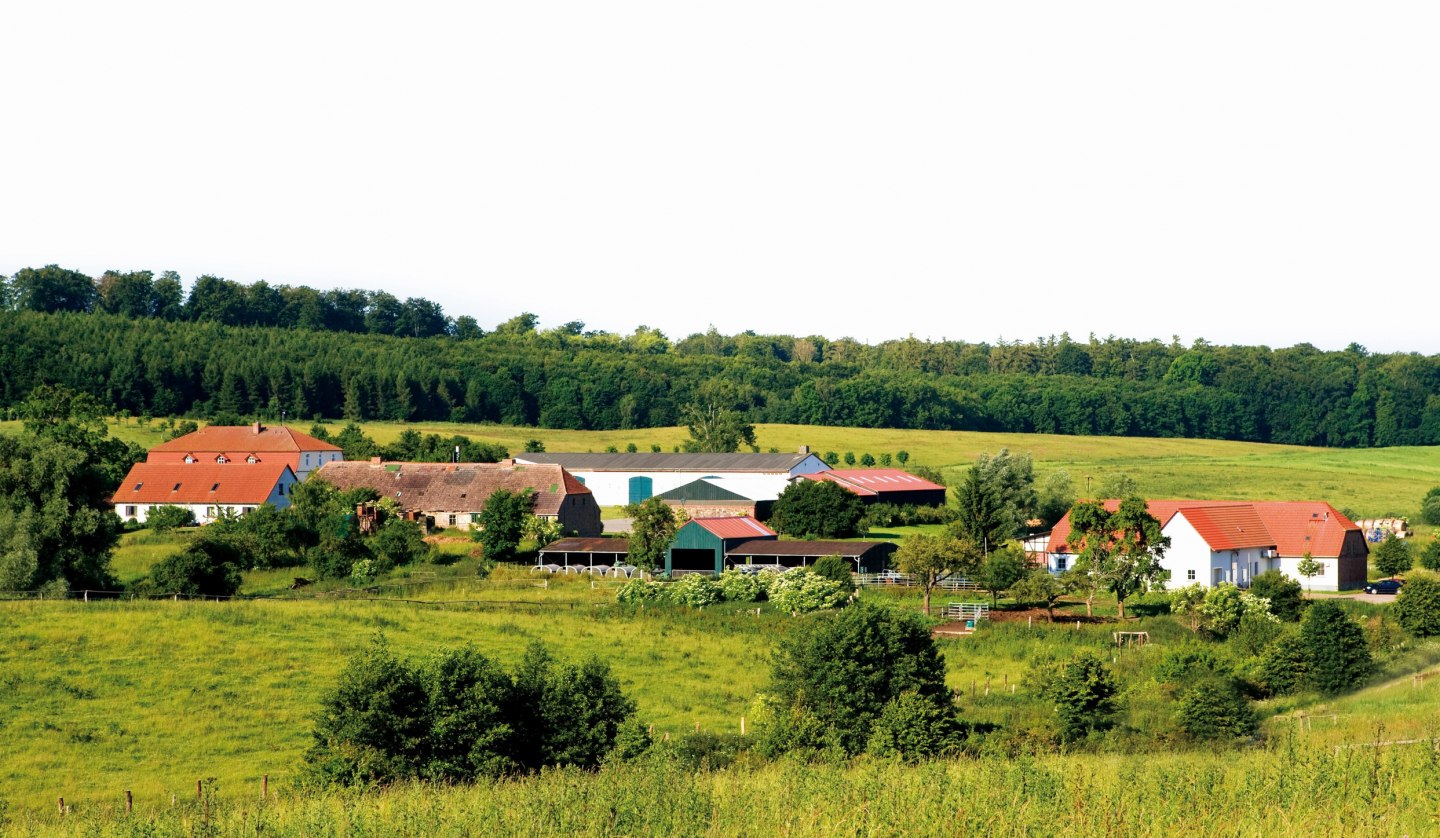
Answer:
769 480 866 539
667 574 722 608
1422 488 1440 525
149 538 244 596
769 571 848 614
305 638 430 785
1230 611 1285 658
810 555 855 592
1420 539 1440 571
1035 653 1118 743
1392 574 1440 637
371 518 434 567
473 489 531 563
765 603 950 756
1248 570 1305 621
1300 601 1373 694
1257 631 1309 696
718 569 767 602
615 578 666 604
1176 679 1258 740
146 505 194 533
866 691 963 760
1196 584 1277 637
1373 533 1413 577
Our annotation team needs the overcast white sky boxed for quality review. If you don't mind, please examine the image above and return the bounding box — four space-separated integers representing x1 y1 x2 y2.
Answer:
3 2 1437 352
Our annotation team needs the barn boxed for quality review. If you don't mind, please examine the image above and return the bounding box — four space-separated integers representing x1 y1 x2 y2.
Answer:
666 516 777 575
794 469 947 507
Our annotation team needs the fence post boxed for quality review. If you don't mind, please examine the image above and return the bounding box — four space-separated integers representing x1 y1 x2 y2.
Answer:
126 789 132 814
741 716 746 735
262 774 268 800
58 797 64 816
83 590 89 603
197 779 202 800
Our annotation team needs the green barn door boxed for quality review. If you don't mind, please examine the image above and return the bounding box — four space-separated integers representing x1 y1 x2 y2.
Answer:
628 476 653 505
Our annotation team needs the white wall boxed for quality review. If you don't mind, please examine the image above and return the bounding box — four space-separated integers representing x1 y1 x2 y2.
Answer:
297 450 343 481
566 471 796 507
115 469 296 526
1161 514 1271 588
1276 554 1341 593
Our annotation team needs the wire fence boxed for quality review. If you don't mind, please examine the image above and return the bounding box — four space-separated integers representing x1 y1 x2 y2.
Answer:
853 573 982 591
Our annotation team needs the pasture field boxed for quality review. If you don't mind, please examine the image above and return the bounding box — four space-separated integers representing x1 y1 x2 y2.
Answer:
11 417 1436 517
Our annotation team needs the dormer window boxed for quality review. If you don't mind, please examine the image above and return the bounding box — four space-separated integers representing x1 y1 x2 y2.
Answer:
184 455 196 464
215 455 228 464
246 455 258 464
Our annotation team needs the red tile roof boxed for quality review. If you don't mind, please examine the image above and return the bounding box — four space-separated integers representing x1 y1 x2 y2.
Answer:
149 424 341 454
798 469 946 497
1049 499 1360 557
691 515 777 539
112 462 293 505
315 461 589 517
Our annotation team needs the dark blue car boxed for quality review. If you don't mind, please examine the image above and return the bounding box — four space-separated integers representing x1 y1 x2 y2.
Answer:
1363 579 1404 595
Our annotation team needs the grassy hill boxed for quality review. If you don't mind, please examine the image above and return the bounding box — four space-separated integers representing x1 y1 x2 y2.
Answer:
19 417 1438 517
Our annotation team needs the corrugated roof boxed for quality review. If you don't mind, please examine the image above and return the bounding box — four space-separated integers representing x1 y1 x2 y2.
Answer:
798 469 945 497
691 516 777 539
150 424 341 454
316 461 588 516
514 452 821 473
656 478 755 502
112 462 292 505
726 540 894 558
539 537 631 554
1049 499 1360 557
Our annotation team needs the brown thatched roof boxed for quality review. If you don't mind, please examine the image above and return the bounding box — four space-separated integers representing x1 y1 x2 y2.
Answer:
314 461 588 516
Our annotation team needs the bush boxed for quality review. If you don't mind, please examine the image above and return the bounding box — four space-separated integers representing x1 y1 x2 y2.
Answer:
1230 611 1285 658
1373 533 1413 577
1035 653 1117 743
764 603 950 756
1300 601 1373 694
305 639 637 786
1421 539 1440 571
1422 488 1440 526
810 555 855 592
1196 584 1277 637
1176 679 1258 740
146 505 194 533
718 568 768 602
769 480 866 538
1257 631 1308 696
866 691 963 760
1393 574 1440 637
1248 570 1305 621
615 578 666 604
667 574 722 608
371 518 434 567
769 571 848 614
148 538 244 596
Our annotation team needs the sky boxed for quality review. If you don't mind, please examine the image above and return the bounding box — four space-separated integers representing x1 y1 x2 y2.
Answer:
3 2 1438 352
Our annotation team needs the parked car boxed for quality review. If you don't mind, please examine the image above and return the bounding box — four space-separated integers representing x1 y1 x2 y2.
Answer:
1363 579 1404 595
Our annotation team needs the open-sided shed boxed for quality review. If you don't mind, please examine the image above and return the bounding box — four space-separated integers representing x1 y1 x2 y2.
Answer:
666 516 777 575
726 539 895 574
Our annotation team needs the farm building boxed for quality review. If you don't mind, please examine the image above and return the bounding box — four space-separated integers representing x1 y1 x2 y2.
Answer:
511 450 830 507
794 468 947 506
726 539 895 573
538 537 630 567
666 516 778 575
316 460 602 537
111 461 298 525
654 477 774 519
146 422 343 480
1047 500 1368 592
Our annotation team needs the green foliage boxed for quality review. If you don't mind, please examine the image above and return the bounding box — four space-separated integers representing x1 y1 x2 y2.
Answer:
1247 569 1305 621
1257 631 1308 696
1392 574 1440 637
770 480 865 539
306 639 637 786
680 403 755 453
1176 679 1258 740
765 603 950 755
894 533 975 616
1295 552 1324 588
667 574 722 607
148 538 244 596
1229 611 1285 658
866 691 963 760
809 554 855 592
1035 469 1076 529
474 489 532 563
1035 653 1118 743
1421 487 1440 525
843 452 857 466
1299 601 1374 694
718 568 772 602
859 453 876 467
1373 532 1413 577
1195 584 1278 638
972 544 1028 606
371 518 434 568
615 578 666 604
145 504 195 534
768 571 848 614
1419 539 1440 571
1064 497 1169 618
1010 569 1068 619
823 451 840 465
627 497 677 572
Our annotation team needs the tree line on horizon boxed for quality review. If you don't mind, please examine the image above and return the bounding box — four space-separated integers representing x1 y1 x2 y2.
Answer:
3 263 1440 448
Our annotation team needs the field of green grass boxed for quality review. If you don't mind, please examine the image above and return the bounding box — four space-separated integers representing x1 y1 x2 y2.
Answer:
15 416 1436 518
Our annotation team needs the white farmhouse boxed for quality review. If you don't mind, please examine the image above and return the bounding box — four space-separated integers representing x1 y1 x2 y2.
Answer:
112 461 298 525
510 450 831 507
1047 500 1368 592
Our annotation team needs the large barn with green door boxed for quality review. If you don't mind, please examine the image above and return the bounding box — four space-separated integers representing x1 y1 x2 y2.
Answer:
666 516 777 575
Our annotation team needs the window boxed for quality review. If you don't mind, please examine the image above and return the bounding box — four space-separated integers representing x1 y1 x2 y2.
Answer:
210 483 220 492
125 505 137 517
215 455 228 463
246 455 258 464
184 455 195 464
1187 569 1196 581
172 483 182 491
243 506 255 514
133 482 143 491
448 514 457 526
1055 556 1068 571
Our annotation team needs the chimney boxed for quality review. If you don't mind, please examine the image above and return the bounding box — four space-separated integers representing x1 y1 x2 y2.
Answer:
798 445 810 455
252 422 262 434
371 456 383 464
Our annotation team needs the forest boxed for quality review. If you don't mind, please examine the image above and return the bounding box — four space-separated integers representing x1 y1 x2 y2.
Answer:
3 263 1440 448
